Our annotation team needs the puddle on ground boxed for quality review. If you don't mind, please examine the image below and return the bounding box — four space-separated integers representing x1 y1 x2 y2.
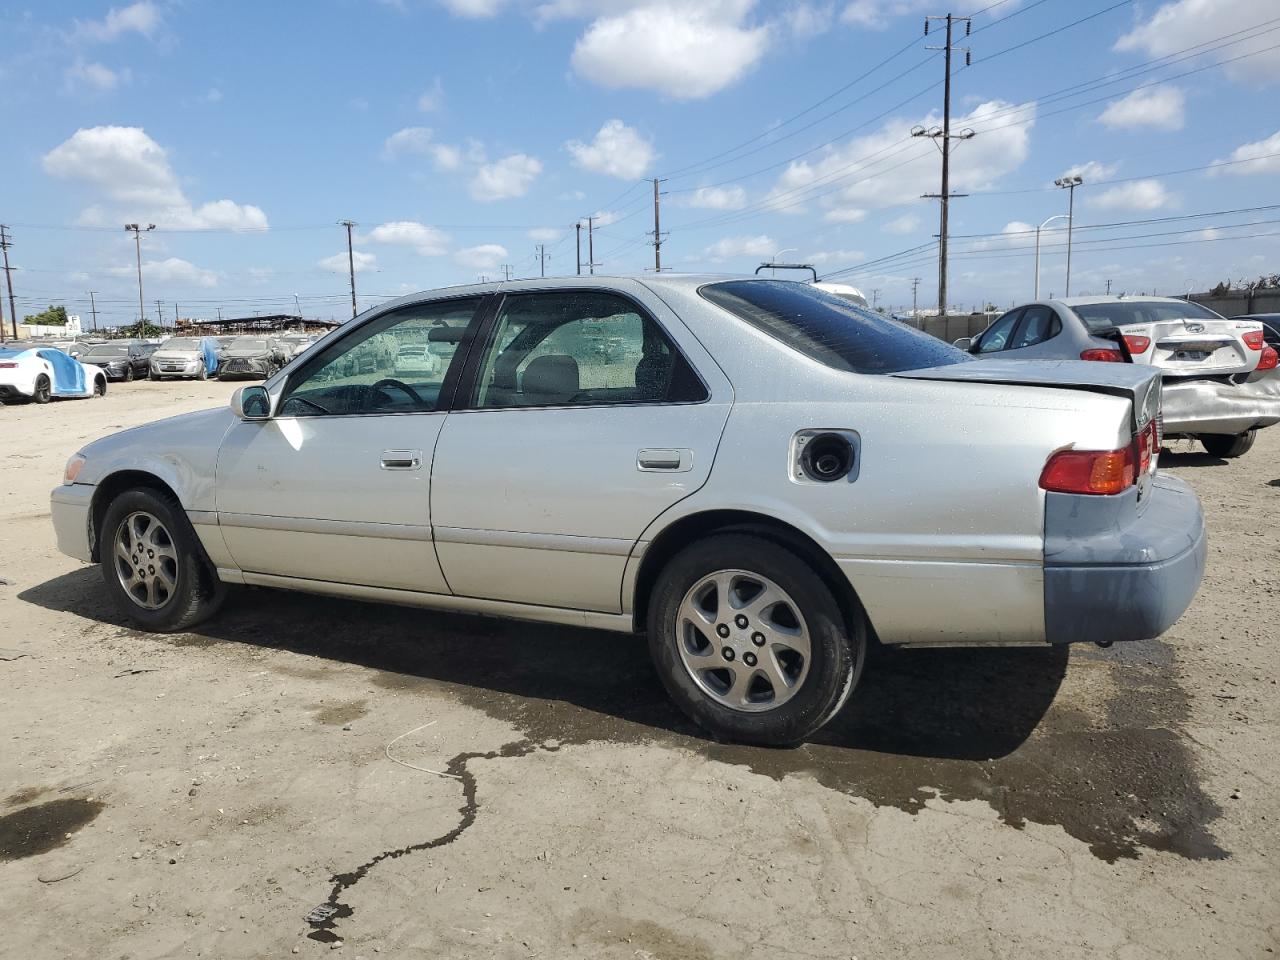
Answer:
0 798 105 861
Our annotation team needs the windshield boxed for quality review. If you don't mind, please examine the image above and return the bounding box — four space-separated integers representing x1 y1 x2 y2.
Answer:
160 338 201 351
84 345 130 358
230 338 269 351
700 280 968 374
1072 300 1222 331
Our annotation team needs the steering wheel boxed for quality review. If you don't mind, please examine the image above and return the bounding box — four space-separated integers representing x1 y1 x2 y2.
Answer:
370 378 426 408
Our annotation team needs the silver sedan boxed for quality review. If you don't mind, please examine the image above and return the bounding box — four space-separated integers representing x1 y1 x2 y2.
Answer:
51 276 1205 745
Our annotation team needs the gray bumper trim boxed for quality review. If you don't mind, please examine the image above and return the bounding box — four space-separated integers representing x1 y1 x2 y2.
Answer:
1160 371 1280 435
1043 475 1206 645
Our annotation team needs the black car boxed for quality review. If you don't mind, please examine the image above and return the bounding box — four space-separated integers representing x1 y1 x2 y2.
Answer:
79 341 157 382
1231 313 1280 351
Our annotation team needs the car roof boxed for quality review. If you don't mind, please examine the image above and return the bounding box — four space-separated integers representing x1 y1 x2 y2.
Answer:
1054 295 1199 307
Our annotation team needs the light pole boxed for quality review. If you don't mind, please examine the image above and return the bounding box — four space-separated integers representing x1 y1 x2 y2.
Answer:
771 248 797 278
124 223 155 327
1034 214 1070 300
1054 175 1083 296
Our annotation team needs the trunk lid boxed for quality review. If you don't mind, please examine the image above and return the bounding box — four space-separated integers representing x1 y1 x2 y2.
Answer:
1124 317 1264 376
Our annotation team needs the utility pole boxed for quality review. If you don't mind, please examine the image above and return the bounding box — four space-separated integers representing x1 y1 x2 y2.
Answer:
500 264 513 281
217 306 223 322
1105 279 1112 295
910 277 920 320
0 226 18 341
536 244 548 278
87 290 99 333
155 300 164 328
1054 175 1084 296
871 288 881 310
587 216 598 275
338 219 358 318
124 223 155 326
916 14 973 320
649 178 667 272
575 222 582 276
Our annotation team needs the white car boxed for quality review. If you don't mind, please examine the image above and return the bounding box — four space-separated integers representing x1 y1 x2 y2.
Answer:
50 277 1205 745
0 345 107 404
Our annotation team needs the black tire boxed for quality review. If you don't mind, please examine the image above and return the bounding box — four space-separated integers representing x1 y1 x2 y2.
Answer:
99 487 226 632
196 365 208 381
647 533 864 746
149 369 159 381
1199 429 1256 459
91 376 105 397
124 365 135 382
32 375 52 404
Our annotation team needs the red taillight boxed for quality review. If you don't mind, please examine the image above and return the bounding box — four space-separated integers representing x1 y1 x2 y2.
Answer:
1258 346 1278 371
1137 419 1158 474
1122 334 1151 354
1243 330 1265 350
1040 447 1135 495
0 362 16 369
1080 348 1125 362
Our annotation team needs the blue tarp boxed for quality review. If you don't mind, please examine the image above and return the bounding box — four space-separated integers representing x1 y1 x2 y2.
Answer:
39 349 86 395
201 339 219 375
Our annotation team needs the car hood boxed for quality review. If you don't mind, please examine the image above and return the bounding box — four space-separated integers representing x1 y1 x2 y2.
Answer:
223 348 273 359
896 357 1161 431
85 356 129 365
152 350 201 361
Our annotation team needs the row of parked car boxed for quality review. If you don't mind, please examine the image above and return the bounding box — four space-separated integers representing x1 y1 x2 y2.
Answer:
0 333 321 404
951 297 1280 460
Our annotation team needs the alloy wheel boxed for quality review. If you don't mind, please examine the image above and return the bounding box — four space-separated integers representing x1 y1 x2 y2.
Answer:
113 511 179 610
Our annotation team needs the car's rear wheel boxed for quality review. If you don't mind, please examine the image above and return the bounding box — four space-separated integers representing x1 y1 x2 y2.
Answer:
92 376 105 397
1199 429 1256 459
124 365 135 382
648 533 864 746
100 488 226 632
32 375 52 404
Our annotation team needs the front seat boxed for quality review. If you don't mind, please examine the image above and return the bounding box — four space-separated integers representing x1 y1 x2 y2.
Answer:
521 354 580 406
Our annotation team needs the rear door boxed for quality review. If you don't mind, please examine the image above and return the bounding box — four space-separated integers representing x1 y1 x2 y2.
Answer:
430 283 732 613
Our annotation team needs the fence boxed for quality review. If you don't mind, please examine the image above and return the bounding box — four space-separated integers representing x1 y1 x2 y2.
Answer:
1190 290 1280 317
906 314 996 343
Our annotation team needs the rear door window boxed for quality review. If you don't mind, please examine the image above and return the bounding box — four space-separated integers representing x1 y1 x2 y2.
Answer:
699 280 967 373
1009 306 1061 349
974 310 1021 353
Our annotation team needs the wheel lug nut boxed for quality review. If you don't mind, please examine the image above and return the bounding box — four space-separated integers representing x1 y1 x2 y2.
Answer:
743 652 757 667
721 647 735 662
716 624 730 638
734 614 749 629
751 632 765 646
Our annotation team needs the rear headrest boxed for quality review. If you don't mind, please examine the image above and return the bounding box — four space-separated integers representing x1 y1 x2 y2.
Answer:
522 354 580 404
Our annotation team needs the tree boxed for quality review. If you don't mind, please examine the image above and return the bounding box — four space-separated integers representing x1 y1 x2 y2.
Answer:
117 319 165 338
23 304 68 326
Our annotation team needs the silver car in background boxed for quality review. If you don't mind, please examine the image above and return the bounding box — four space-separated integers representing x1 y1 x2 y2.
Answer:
217 336 286 380
51 276 1205 745
956 296 1280 458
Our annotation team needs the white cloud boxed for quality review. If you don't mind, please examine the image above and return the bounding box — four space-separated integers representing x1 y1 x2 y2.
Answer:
587 209 621 227
806 249 865 265
1058 159 1120 183
703 234 776 261
529 227 563 242
1090 179 1173 211
571 1 770 99
247 267 275 284
64 59 129 92
417 77 445 112
204 87 223 103
685 185 747 210
882 213 920 234
109 256 216 288
439 0 508 15
454 244 509 270
73 1 162 42
566 119 656 179
1214 130 1280 175
783 2 834 38
382 126 465 170
363 221 450 256
766 99 1035 221
470 153 542 201
42 126 268 231
1098 86 1185 131
1116 0 1280 85
318 250 378 273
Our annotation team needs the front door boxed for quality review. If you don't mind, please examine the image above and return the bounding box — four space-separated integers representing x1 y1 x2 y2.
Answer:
215 296 485 592
431 285 731 612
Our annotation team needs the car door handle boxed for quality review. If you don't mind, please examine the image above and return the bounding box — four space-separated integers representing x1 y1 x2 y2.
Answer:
637 448 692 472
380 449 422 471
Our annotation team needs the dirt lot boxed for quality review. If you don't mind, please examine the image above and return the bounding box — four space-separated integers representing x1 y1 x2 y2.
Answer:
1 379 1278 959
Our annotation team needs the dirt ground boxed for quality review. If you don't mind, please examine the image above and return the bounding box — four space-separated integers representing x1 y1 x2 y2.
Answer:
1 379 1277 960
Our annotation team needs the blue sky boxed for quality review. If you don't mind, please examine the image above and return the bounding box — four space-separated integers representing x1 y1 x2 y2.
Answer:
2 0 1278 326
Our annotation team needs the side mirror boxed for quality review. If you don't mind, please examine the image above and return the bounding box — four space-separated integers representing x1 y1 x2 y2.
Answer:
952 337 972 351
231 384 271 420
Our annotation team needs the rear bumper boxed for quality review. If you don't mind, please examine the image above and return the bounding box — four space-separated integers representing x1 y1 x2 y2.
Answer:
1161 371 1280 435
1043 476 1206 644
51 483 96 563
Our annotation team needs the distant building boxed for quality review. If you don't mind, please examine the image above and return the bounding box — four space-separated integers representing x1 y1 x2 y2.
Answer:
18 314 82 338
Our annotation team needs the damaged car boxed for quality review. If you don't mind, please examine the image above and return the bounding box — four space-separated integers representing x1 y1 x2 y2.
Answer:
149 336 220 381
954 296 1280 458
52 277 1205 746
216 336 287 380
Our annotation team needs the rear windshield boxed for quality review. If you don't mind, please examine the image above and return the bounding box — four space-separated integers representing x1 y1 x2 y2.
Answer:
1072 300 1222 331
84 345 129 358
161 338 201 350
700 280 968 374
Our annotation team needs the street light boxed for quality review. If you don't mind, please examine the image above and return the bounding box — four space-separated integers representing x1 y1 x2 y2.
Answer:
124 223 156 327
1053 175 1083 296
1034 214 1070 300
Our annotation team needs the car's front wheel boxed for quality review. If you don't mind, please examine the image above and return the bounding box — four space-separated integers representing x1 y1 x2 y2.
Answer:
100 488 225 632
648 533 864 746
124 365 135 382
1199 429 1256 459
32 375 52 404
